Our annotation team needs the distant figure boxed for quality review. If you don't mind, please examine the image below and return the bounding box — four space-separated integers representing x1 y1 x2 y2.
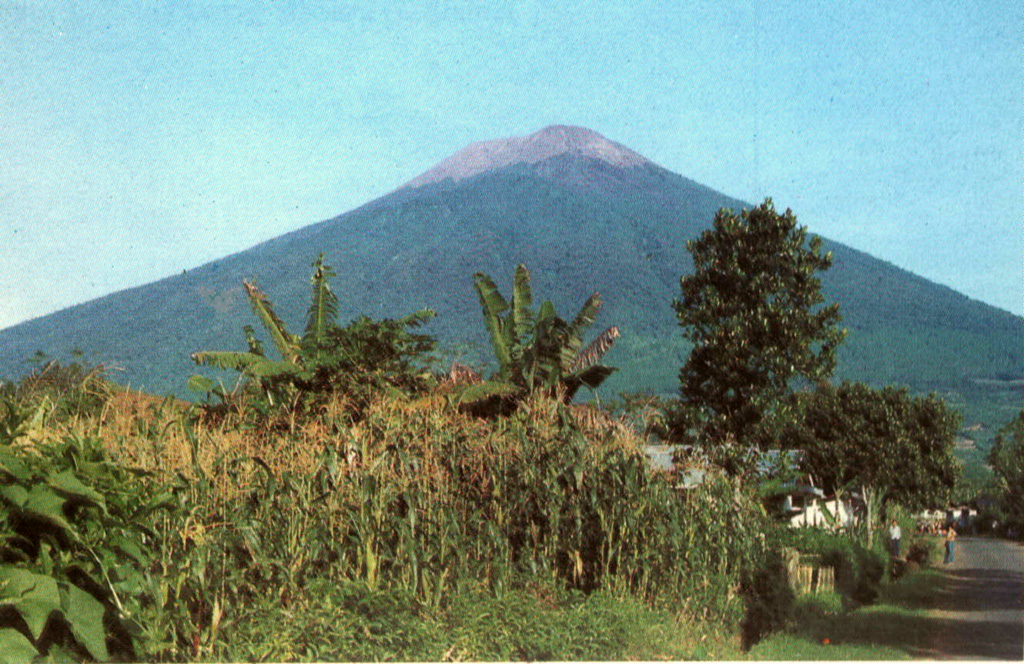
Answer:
944 524 957 564
889 519 902 558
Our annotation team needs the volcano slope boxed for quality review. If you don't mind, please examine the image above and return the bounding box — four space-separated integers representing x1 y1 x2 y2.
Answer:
0 126 1020 432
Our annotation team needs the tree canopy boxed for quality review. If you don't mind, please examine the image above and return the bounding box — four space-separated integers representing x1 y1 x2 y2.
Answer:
780 381 960 511
673 199 845 449
988 409 1023 531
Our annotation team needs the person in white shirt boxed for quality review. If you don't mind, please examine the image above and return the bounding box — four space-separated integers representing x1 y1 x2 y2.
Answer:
889 520 902 558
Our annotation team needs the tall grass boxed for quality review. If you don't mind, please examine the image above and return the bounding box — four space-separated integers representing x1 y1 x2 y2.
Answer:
15 383 775 659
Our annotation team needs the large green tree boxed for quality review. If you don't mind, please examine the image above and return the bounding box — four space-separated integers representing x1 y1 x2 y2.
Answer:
780 381 960 543
673 199 845 448
988 409 1023 532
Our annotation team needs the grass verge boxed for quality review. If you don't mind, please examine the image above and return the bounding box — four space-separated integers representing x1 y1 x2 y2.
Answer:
748 569 947 660
223 580 745 661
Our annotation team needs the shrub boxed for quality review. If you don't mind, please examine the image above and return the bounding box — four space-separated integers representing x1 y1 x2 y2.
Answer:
740 548 796 650
226 581 445 662
852 546 885 604
3 361 113 425
777 528 884 608
906 540 933 567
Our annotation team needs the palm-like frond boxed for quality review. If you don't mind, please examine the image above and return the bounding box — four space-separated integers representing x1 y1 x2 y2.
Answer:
536 300 557 326
243 281 300 363
562 364 617 401
470 266 619 409
511 264 535 346
569 326 620 373
397 309 437 328
473 272 512 375
530 310 569 391
561 292 602 370
247 360 302 379
304 254 339 346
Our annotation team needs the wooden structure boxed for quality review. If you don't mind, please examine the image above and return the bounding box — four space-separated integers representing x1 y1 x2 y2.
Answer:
782 547 836 595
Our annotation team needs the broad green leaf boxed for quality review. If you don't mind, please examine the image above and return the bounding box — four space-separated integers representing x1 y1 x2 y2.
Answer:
397 309 436 328
186 374 215 393
563 365 618 401
247 360 301 379
0 449 30 482
303 253 339 346
511 264 535 345
536 300 557 324
41 644 77 663
0 484 28 508
107 534 146 564
0 628 37 664
558 292 604 373
190 351 266 374
573 364 617 389
61 583 109 662
566 292 602 355
474 272 512 374
569 326 620 373
138 490 178 516
0 566 60 640
243 281 300 363
47 470 105 511
22 486 73 534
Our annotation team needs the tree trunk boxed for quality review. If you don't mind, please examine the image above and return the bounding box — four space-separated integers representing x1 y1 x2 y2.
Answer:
862 485 882 549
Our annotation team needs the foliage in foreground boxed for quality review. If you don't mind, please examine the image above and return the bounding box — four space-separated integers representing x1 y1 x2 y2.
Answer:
749 569 947 660
777 528 887 608
226 579 743 661
0 399 170 661
5 378 781 660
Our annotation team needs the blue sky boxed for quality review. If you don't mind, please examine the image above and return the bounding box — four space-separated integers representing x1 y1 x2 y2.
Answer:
2 0 1021 328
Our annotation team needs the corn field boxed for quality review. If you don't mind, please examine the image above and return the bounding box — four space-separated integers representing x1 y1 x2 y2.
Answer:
4 385 774 659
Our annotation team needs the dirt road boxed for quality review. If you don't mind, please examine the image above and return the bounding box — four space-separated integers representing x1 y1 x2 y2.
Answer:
921 536 1024 660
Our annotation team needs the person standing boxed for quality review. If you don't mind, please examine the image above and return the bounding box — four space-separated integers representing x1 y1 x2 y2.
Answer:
889 519 902 558
944 523 957 564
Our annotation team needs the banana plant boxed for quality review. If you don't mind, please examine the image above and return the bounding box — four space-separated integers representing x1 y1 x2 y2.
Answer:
459 264 619 414
190 259 323 404
190 254 435 405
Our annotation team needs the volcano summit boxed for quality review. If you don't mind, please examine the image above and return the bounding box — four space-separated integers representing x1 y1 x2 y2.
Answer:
403 125 652 189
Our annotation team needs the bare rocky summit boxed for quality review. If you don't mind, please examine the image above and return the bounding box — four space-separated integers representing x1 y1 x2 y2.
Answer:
403 125 652 189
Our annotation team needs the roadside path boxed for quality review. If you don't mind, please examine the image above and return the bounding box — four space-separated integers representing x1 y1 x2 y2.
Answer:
918 536 1023 660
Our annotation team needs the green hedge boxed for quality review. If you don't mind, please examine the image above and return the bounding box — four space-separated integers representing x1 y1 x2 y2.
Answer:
776 528 885 606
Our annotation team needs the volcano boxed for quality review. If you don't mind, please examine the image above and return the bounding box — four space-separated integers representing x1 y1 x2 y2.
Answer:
0 125 1020 425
